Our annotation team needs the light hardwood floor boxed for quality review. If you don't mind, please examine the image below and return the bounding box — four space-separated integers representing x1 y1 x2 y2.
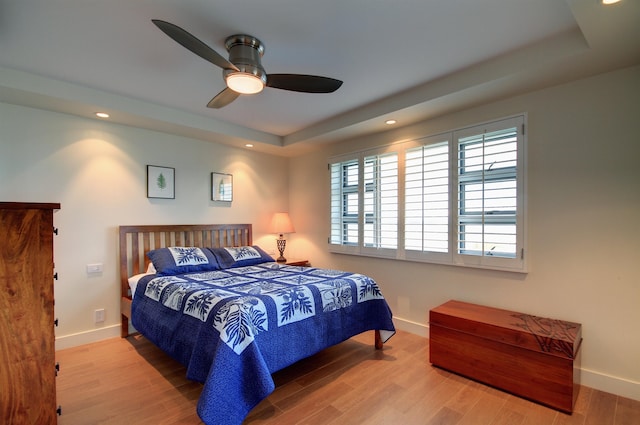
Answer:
55 330 639 425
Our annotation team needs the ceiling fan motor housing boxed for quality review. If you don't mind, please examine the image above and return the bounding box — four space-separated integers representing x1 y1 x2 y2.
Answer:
150 20 343 107
223 34 267 85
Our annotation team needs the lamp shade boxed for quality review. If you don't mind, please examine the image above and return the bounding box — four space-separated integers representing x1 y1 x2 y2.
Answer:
269 212 295 235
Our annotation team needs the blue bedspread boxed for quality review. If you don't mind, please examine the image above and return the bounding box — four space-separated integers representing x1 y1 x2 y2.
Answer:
131 263 395 425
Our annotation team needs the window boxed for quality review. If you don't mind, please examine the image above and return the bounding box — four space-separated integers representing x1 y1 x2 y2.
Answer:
457 126 517 257
330 160 358 245
405 139 450 259
363 153 398 250
330 151 398 257
329 115 527 272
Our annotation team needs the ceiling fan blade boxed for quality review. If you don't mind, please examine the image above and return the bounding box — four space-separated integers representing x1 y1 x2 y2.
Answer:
266 74 343 93
152 19 239 71
207 88 240 109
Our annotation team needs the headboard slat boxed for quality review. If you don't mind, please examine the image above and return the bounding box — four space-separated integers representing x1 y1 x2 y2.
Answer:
131 233 140 276
143 233 151 270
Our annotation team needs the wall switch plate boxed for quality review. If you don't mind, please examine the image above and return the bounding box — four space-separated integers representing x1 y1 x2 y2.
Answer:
86 263 103 274
94 309 105 323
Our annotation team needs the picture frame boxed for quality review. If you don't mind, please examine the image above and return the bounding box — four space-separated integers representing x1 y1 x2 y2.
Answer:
147 165 175 199
211 172 233 202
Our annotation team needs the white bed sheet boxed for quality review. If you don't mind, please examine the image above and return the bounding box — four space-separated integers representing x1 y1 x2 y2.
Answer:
128 263 156 298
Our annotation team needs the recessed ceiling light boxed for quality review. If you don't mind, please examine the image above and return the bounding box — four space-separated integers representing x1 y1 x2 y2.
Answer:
95 112 110 118
385 119 397 125
245 143 254 148
602 0 621 4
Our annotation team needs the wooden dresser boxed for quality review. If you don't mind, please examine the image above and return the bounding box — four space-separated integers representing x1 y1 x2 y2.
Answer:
0 202 61 424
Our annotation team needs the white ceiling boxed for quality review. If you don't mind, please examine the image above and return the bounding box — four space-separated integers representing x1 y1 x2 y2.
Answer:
0 0 638 156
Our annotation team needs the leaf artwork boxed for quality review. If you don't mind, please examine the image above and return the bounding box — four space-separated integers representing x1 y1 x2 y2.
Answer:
322 287 352 312
232 247 256 260
160 285 187 309
148 281 165 299
215 298 267 350
185 292 215 320
279 287 313 322
358 279 382 301
511 314 579 358
145 276 176 300
172 247 207 265
157 172 167 190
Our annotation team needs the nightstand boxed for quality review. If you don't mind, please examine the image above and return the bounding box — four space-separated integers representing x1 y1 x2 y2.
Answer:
282 259 310 267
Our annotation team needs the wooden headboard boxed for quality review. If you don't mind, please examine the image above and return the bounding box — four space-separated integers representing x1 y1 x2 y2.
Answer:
118 224 252 337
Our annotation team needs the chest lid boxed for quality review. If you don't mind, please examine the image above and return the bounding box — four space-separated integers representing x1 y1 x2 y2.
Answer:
430 300 582 359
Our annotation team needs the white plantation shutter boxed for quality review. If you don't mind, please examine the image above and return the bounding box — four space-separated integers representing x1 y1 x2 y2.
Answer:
329 162 341 245
329 151 398 255
329 114 526 272
405 138 450 262
454 116 525 270
330 160 359 247
363 153 398 250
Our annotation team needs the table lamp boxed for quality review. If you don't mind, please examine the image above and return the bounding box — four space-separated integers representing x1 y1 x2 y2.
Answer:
269 212 295 262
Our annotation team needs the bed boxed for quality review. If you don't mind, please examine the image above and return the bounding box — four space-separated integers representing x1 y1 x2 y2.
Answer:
119 224 395 425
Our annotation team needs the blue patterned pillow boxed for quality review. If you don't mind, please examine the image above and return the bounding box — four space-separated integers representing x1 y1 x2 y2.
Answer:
208 245 274 269
147 247 220 276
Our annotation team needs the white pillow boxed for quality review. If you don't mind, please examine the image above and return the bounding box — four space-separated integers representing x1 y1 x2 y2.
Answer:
127 263 157 298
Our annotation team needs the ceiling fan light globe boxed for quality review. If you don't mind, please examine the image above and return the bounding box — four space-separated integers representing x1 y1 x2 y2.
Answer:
226 73 264 94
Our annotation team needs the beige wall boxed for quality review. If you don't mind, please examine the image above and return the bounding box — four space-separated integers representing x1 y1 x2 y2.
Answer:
0 103 289 348
288 65 640 399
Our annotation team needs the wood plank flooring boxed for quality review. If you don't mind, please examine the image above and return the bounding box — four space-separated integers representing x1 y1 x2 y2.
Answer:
55 330 640 425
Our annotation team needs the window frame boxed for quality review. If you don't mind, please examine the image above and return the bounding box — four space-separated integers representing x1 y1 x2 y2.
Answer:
328 114 527 273
452 116 526 271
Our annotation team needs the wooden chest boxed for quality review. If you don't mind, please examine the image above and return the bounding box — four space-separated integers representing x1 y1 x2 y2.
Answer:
429 300 582 413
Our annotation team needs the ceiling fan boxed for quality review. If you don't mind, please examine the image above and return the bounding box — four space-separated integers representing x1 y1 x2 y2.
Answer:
151 19 343 109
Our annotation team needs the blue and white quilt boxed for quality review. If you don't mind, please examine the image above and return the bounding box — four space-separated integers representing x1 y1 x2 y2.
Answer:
131 262 395 425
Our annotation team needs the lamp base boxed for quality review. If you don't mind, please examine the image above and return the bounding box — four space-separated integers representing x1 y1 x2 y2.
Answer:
276 238 287 263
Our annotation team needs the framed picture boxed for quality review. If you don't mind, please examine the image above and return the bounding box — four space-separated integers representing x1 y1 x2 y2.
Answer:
211 172 233 202
147 165 175 199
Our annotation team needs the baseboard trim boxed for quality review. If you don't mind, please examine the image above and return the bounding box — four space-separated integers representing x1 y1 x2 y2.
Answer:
55 324 121 350
580 368 640 401
394 318 639 401
393 316 429 338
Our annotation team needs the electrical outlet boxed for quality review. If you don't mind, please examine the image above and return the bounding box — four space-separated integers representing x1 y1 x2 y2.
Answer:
94 309 105 323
